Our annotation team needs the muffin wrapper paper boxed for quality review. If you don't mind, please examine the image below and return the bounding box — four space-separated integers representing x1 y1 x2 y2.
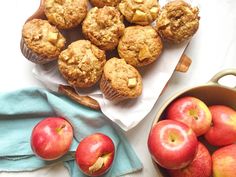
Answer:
100 74 127 103
20 38 56 64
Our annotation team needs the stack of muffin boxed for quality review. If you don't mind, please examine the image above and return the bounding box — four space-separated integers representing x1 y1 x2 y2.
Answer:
21 0 200 103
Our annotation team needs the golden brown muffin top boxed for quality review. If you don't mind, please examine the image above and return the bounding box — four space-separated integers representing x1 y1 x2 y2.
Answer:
22 19 66 59
58 40 106 88
44 0 88 29
103 58 142 97
118 26 163 67
157 0 200 43
82 6 125 51
119 0 160 25
90 0 121 7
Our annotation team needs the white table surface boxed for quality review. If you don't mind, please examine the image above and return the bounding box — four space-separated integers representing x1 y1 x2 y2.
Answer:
0 0 236 177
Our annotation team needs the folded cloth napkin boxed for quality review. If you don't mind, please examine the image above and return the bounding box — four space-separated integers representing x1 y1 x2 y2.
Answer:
0 88 142 177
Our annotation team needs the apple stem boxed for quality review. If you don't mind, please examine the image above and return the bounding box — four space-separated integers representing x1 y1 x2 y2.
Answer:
194 116 198 120
169 134 176 143
189 109 199 120
56 124 66 133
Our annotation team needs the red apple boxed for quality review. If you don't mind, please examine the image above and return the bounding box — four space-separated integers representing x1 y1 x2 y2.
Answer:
148 120 198 169
204 105 236 146
167 96 212 136
31 117 73 160
168 142 212 177
75 133 115 176
212 144 236 177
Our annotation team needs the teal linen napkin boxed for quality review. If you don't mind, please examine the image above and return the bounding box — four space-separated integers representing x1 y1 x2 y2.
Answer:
0 88 142 176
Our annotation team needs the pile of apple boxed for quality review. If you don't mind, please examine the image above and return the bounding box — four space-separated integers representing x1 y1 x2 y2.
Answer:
148 96 236 177
30 117 115 176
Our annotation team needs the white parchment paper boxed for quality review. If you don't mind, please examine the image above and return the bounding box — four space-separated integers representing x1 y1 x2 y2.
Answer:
33 41 188 131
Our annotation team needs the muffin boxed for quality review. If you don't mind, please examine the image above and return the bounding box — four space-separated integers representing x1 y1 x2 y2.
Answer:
90 0 121 7
82 6 125 51
100 58 142 102
44 0 88 29
119 0 160 25
118 26 163 67
58 40 106 88
21 19 66 64
156 0 200 43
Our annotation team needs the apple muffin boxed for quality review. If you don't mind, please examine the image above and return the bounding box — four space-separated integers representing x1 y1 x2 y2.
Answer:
118 26 163 67
44 0 88 29
90 0 121 7
58 40 106 88
21 19 66 64
82 6 125 51
156 0 200 43
100 58 142 102
119 0 160 25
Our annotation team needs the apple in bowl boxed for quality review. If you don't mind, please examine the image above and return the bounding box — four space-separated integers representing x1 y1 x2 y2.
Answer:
75 133 115 176
147 120 198 169
204 105 236 146
212 144 236 177
166 96 212 137
31 117 73 160
168 142 212 177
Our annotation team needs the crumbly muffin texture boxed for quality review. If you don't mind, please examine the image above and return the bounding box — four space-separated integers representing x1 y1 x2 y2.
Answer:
119 0 160 25
118 26 163 67
22 19 66 59
44 0 88 29
82 6 125 51
90 0 121 7
58 40 106 88
156 0 200 43
102 58 142 98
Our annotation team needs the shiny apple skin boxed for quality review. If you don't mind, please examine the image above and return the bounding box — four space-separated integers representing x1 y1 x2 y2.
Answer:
212 144 236 177
204 105 236 146
31 117 73 160
75 133 115 177
148 120 198 169
168 142 212 177
167 97 212 136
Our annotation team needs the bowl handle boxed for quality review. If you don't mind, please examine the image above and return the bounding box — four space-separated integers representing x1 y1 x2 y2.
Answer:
209 68 236 90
